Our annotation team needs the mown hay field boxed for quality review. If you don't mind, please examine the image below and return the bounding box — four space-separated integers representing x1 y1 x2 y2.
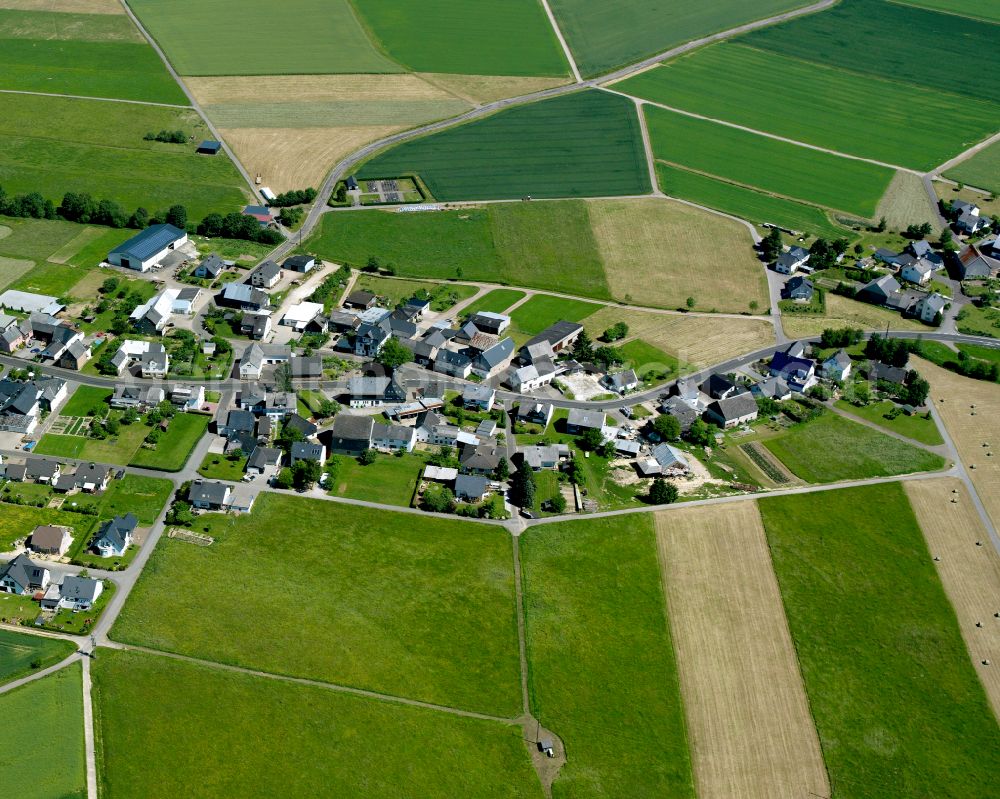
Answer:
589 198 768 312
0 8 142 41
655 163 847 239
187 73 457 104
129 0 399 76
875 170 942 232
0 0 119 10
352 0 569 77
945 138 1000 194
905 478 1000 717
0 94 249 219
549 0 807 76
360 90 651 200
206 99 470 129
655 502 828 799
759 484 1000 797
618 43 1000 170
781 293 927 338
94 650 543 799
582 305 775 369
417 73 569 105
645 105 894 217
521 515 694 798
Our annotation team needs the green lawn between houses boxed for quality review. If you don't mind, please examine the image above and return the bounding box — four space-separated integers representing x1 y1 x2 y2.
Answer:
508 294 602 338
762 411 946 483
92 649 543 799
112 493 523 717
758 484 1000 797
521 514 694 798
0 629 76 687
833 399 944 446
0 502 98 554
329 451 428 508
0 662 86 799
461 289 527 318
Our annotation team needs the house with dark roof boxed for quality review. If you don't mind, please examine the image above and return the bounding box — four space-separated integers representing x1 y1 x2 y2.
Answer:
455 474 491 503
346 376 405 407
822 349 853 382
518 443 570 470
108 224 187 272
522 321 582 356
28 525 73 556
857 274 902 306
290 354 323 378
658 396 697 433
700 373 740 401
864 361 908 386
471 337 515 379
751 376 792 402
566 408 606 434
193 254 224 280
111 384 164 410
783 276 814 302
774 246 810 275
52 576 103 611
705 390 758 429
75 462 111 493
469 312 510 336
434 349 473 379
290 441 326 466
0 553 50 595
248 260 282 289
246 446 282 475
769 343 817 392
354 323 390 357
517 401 554 428
91 513 137 558
459 444 504 475
283 255 316 273
217 282 270 311
188 480 231 510
344 291 377 310
283 412 318 439
602 369 639 394
955 244 1000 280
57 339 90 371
321 414 374 455
26 458 60 484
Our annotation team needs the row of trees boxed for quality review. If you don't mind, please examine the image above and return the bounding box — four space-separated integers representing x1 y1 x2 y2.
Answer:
573 330 627 369
268 187 317 207
143 130 187 144
196 211 283 244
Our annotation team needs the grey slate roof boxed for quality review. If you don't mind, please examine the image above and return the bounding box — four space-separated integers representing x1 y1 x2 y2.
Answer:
188 480 230 506
94 513 137 553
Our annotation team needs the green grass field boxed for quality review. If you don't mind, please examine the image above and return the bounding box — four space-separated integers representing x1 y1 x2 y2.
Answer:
655 163 847 238
549 0 807 76
330 452 426 507
0 10 187 103
0 93 249 219
461 289 527 318
758 484 1000 796
36 425 147 464
93 650 542 799
129 0 399 76
197 453 246 481
521 515 694 797
99 474 173 524
644 106 893 217
352 275 477 311
946 139 1000 194
898 0 1000 22
508 294 601 337
763 411 945 483
61 386 112 417
619 43 1000 171
128 412 209 471
113 494 522 716
619 338 678 375
352 0 568 76
9 262 94 297
833 400 944 446
0 216 86 262
360 90 650 200
0 629 75 687
0 662 86 799
0 502 97 553
307 200 611 298
745 0 1000 105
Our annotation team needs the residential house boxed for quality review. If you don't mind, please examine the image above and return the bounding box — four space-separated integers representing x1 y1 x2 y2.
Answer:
246 446 282 475
519 443 570 470
344 291 377 310
423 465 458 483
907 240 944 269
111 340 169 378
321 414 374 455
658 396 697 433
221 409 256 439
50 576 102 611
774 245 810 275
328 311 361 334
459 444 504 475
75 463 111 493
517 401 554 428
241 311 272 340
283 413 318 440
0 554 50 595
0 379 43 434
26 458 61 484
0 313 26 353
954 201 990 235
506 362 554 393
602 369 639 394
28 525 73 556
751 376 792 401
354 323 390 357
783 276 814 302
865 361 908 387
111 384 164 410
955 244 1000 280
346 376 406 408
22 314 82 362
248 260 282 289
91 513 137 558
566 408 606 435
469 312 511 336
900 259 934 286
471 337 515 379
520 321 582 358
57 339 90 371
290 441 326 466
282 301 324 331
216 282 269 312
283 255 315 273
372 423 417 453
434 349 473 379
637 443 691 477
130 288 199 334
455 474 491 503
462 384 496 411
192 254 224 280
239 343 265 380
915 292 947 324
108 224 187 272
822 350 853 382
188 480 231 510
705 390 759 429
769 343 817 392
238 385 296 419
290 355 323 379
169 383 205 411
700 373 740 401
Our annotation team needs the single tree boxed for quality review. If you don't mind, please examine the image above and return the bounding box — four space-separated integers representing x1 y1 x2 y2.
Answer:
649 478 679 505
653 414 680 441
376 338 413 369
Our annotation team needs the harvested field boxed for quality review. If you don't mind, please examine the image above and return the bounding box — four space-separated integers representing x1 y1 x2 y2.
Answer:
583 305 775 369
916 356 1000 530
417 73 568 105
655 502 828 799
187 74 457 104
0 256 35 290
0 0 121 11
207 99 468 129
0 8 143 42
875 171 942 232
905 478 1000 718
220 126 401 194
781 293 926 338
588 197 768 313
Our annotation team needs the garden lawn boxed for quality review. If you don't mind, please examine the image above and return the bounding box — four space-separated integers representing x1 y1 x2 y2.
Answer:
834 400 943 446
644 106 893 217
112 493 523 716
0 502 98 552
330 452 426 507
461 289 527 318
353 275 478 311
763 411 945 483
9 262 96 297
0 93 249 220
0 662 85 799
619 338 679 376
956 305 1000 338
946 139 1000 194
655 163 846 239
549 0 807 76
128 0 398 76
509 294 601 338
521 515 694 797
93 649 542 799
758 484 1000 797
957 343 1000 365
360 90 650 200
35 424 147 464
352 0 568 76
0 12 185 103
129 413 209 471
619 42 1000 171
98 474 173 524
0 629 75 687
60 386 112 417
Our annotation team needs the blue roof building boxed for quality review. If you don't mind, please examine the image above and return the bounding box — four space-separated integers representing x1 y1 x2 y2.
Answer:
108 224 187 272
197 140 222 154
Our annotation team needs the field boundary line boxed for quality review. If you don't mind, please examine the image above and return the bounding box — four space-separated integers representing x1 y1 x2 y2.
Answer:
539 0 582 83
632 97 663 196
0 651 81 696
511 536 531 715
931 127 1000 176
112 644 520 724
605 88 919 176
0 88 191 109
117 0 263 204
81 656 98 799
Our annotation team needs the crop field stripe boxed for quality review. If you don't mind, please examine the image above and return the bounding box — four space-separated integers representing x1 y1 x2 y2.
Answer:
643 104 894 217
655 502 829 798
758 484 1000 796
895 0 1000 23
616 43 1000 171
655 162 847 239
905 478 1000 718
944 138 1000 195
204 99 471 129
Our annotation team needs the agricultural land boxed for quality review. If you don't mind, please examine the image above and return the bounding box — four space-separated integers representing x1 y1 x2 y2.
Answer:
0 629 75 686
